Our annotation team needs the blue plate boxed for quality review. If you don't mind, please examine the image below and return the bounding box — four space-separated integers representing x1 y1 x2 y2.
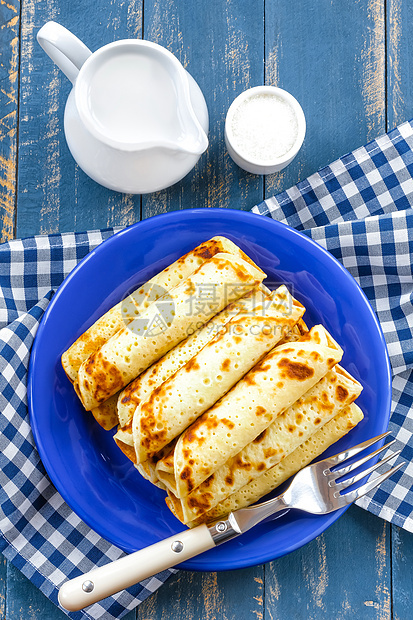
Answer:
28 208 391 571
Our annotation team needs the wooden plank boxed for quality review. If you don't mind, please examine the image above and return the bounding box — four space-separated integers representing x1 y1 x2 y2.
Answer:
264 0 386 199
387 0 413 129
6 562 66 620
385 2 413 616
7 2 402 620
16 0 143 238
5 562 137 620
9 0 144 617
262 2 390 619
0 554 6 618
137 566 264 620
142 0 264 218
266 506 391 619
392 524 413 620
386 3 413 612
0 0 19 242
139 2 266 615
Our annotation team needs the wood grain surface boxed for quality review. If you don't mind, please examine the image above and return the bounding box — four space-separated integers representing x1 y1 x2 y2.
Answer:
1 1 413 619
0 0 19 242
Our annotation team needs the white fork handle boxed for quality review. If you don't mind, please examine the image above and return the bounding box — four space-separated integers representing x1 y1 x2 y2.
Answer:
58 524 214 612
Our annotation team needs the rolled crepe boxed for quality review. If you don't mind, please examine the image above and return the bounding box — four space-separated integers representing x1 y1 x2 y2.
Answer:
76 253 266 410
178 403 364 527
113 286 270 450
277 318 308 344
90 394 119 430
61 236 255 383
83 297 306 432
100 292 257 434
102 286 282 434
114 294 305 451
132 285 306 464
114 307 242 448
169 365 362 522
136 463 166 490
116 318 308 483
156 324 343 498
115 284 272 431
135 439 178 489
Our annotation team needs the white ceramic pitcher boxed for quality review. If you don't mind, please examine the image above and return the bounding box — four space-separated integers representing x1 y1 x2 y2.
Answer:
37 22 209 194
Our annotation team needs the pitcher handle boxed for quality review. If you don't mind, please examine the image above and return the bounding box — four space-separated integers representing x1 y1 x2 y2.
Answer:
37 21 92 84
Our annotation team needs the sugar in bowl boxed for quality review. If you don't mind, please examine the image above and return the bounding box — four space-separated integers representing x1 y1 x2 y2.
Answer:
225 86 305 175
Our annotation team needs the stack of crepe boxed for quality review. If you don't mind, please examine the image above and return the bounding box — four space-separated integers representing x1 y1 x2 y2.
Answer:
62 236 268 427
62 236 364 527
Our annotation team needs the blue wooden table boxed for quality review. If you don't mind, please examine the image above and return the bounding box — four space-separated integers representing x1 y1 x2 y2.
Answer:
1 1 413 618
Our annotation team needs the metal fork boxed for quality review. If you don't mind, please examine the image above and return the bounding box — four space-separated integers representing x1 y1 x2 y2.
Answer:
59 432 404 612
228 431 403 534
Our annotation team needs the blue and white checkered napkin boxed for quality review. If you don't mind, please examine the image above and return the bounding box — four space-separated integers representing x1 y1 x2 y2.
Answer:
0 230 176 620
253 119 413 531
2 120 413 620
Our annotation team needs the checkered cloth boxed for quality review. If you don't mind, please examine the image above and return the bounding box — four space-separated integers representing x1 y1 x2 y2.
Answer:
0 230 176 620
2 121 413 620
253 119 413 531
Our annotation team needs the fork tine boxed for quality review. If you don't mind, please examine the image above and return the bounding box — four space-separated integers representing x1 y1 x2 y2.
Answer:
329 439 396 480
332 450 401 491
321 431 391 469
337 462 405 507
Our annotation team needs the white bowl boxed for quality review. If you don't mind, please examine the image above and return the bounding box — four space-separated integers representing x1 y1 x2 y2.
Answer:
225 86 306 175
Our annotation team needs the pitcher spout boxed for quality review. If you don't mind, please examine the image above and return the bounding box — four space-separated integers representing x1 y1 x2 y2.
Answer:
169 65 209 156
173 127 209 156
173 91 209 156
